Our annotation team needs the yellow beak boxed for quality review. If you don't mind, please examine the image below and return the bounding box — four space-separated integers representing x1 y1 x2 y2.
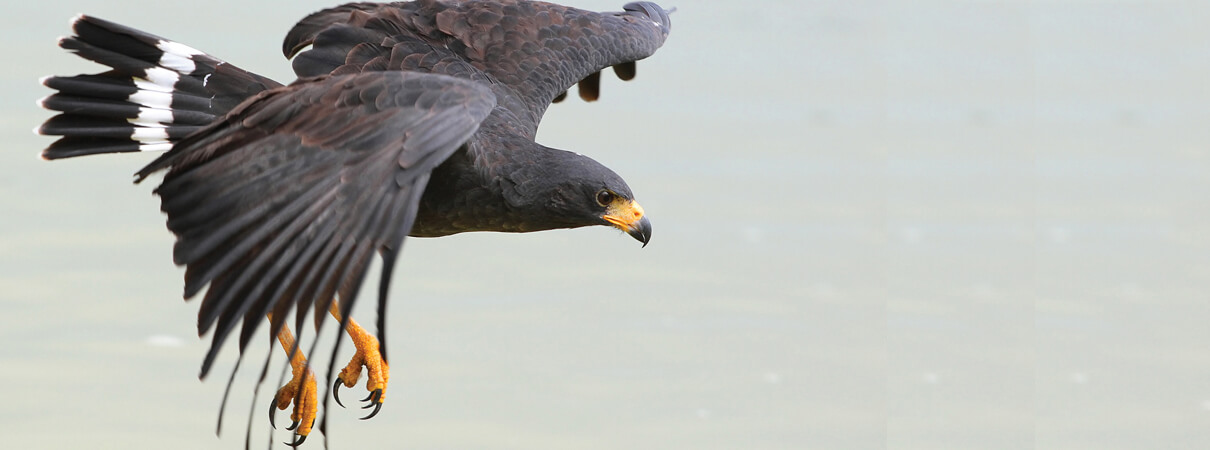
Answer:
602 199 652 247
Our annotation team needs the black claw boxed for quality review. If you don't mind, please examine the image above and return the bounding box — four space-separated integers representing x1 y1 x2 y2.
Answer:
286 418 299 431
360 401 383 420
333 379 345 408
285 434 307 447
268 400 278 429
358 389 383 419
361 389 378 408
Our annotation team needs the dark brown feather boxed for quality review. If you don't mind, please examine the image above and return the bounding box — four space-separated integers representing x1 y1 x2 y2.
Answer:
37 2 673 443
285 0 671 137
135 71 496 376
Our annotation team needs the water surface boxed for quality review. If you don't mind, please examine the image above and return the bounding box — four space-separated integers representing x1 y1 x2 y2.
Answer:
2 1 1209 449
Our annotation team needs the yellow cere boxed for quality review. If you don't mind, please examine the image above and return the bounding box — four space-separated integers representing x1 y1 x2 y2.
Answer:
603 199 645 231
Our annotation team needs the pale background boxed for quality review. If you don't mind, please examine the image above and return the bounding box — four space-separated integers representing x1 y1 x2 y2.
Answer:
2 0 1209 449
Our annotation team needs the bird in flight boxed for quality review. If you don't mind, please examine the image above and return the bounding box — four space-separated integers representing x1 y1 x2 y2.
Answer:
36 0 671 446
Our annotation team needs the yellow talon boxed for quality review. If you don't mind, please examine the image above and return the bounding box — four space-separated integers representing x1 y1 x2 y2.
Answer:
330 302 390 418
268 316 317 440
273 365 317 435
264 301 389 447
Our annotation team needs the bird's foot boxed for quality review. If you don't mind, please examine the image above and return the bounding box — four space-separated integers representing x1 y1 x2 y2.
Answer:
332 322 390 420
269 364 317 446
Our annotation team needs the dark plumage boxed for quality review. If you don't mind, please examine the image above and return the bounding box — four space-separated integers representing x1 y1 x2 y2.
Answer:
37 0 669 442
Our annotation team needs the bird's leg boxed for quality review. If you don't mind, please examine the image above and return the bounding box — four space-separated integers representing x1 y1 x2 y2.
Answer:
266 313 318 445
329 300 390 419
263 300 389 445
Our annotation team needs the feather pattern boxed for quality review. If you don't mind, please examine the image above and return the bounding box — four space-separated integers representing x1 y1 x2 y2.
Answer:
285 0 672 138
37 15 281 159
132 71 496 377
35 3 671 440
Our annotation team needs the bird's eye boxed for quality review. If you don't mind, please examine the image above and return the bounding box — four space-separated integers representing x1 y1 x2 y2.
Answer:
595 190 616 206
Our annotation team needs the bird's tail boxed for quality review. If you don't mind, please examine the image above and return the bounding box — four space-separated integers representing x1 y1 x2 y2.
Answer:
36 15 283 160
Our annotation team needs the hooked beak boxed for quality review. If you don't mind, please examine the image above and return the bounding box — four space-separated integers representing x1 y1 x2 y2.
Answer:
628 216 653 247
602 199 652 247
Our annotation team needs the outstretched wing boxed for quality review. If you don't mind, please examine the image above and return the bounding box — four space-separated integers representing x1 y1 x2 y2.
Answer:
134 71 496 377
283 0 672 136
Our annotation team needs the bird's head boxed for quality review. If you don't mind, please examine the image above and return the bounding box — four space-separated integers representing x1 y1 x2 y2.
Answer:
502 149 651 246
593 184 652 247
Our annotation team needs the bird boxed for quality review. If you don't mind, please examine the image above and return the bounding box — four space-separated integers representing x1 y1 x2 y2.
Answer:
35 0 671 446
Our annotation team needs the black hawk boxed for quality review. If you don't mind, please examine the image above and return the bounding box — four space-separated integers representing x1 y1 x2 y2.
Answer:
36 0 671 445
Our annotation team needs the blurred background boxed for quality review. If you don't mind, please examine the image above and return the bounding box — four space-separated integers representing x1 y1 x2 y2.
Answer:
2 0 1209 448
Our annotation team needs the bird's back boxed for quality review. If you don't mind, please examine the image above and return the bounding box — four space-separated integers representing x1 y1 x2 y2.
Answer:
284 0 672 137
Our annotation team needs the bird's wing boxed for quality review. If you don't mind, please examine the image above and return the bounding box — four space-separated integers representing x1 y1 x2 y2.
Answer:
283 0 672 136
134 71 496 377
